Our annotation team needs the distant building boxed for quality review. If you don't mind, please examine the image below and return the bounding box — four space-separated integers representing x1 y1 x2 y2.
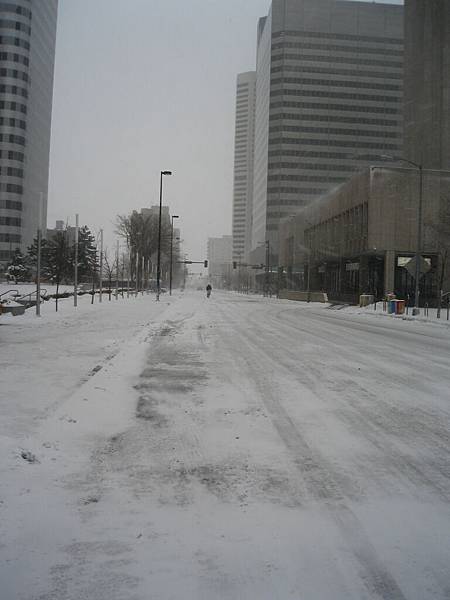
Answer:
46 220 76 245
250 0 404 264
207 235 232 288
404 0 450 170
0 0 59 267
232 71 256 263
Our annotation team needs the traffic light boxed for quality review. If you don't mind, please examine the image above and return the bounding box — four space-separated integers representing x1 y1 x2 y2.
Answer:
233 261 237 269
204 260 208 268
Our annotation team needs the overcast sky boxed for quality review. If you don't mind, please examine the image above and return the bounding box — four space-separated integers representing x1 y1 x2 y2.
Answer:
48 0 403 263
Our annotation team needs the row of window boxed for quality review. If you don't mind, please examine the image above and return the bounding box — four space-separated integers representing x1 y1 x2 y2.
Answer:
0 148 24 161
0 232 20 242
0 3 32 18
0 19 31 35
0 181 22 193
270 100 400 115
0 249 19 259
267 189 325 202
0 116 26 129
237 82 249 90
0 99 26 113
0 35 30 50
268 173 347 184
271 52 402 70
268 161 356 172
268 149 393 161
0 215 21 226
0 51 29 66
272 76 401 93
0 83 28 98
271 88 401 103
272 29 403 46
0 198 21 210
0 165 23 176
271 64 402 81
269 125 400 138
270 136 400 150
272 41 403 57
0 132 25 145
269 113 399 127
0 67 28 82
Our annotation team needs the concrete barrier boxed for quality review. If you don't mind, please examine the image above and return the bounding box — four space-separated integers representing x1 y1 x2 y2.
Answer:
278 290 328 303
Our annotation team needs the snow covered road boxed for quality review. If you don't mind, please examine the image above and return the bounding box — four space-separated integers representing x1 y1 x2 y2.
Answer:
1 292 450 599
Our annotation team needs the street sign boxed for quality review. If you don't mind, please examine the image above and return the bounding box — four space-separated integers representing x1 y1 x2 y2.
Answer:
404 256 431 279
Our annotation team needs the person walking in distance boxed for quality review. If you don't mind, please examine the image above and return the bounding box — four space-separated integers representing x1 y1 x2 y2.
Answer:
206 284 212 298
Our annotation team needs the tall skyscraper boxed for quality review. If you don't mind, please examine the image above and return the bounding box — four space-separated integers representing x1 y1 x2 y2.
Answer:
0 0 58 267
404 0 450 170
250 0 404 262
232 71 256 263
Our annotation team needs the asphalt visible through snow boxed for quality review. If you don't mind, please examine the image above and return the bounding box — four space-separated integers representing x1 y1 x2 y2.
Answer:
2 291 450 599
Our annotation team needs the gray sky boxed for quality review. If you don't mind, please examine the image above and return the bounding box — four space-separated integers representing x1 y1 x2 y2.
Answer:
48 0 403 263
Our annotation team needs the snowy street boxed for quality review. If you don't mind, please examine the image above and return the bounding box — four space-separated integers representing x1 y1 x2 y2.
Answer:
1 292 450 599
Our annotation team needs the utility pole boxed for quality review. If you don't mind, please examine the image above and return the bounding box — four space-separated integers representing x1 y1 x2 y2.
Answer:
74 213 79 307
36 192 43 317
99 228 103 303
115 240 119 300
169 215 179 295
413 165 424 315
265 240 270 297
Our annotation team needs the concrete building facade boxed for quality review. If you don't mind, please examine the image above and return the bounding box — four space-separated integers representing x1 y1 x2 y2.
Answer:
0 0 58 267
232 71 256 263
250 0 404 264
207 235 232 289
279 167 450 304
404 0 450 170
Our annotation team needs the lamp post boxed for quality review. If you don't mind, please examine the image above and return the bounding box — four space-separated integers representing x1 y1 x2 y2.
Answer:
99 228 103 302
35 192 44 317
156 170 172 301
74 213 79 307
169 214 179 296
381 155 423 315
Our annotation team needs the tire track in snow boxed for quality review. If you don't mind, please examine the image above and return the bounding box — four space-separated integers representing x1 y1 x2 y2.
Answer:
228 300 450 503
217 301 407 600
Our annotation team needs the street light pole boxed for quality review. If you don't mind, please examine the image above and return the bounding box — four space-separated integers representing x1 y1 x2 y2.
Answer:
169 214 179 296
36 192 43 317
413 164 424 315
74 213 79 307
99 228 103 302
380 155 423 315
156 170 172 301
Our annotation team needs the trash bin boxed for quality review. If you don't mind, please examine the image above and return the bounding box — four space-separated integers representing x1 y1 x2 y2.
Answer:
388 299 405 315
388 300 396 314
395 299 405 315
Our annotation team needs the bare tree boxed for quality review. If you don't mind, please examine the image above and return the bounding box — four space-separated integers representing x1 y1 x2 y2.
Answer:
116 211 173 289
102 248 117 301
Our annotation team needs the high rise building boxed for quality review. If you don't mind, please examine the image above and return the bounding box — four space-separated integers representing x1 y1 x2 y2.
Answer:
207 235 232 288
0 0 58 267
404 0 450 170
250 0 404 263
232 71 256 263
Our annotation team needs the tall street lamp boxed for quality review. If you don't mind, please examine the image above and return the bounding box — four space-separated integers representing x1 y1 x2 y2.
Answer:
169 214 179 296
156 170 172 301
381 155 423 315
